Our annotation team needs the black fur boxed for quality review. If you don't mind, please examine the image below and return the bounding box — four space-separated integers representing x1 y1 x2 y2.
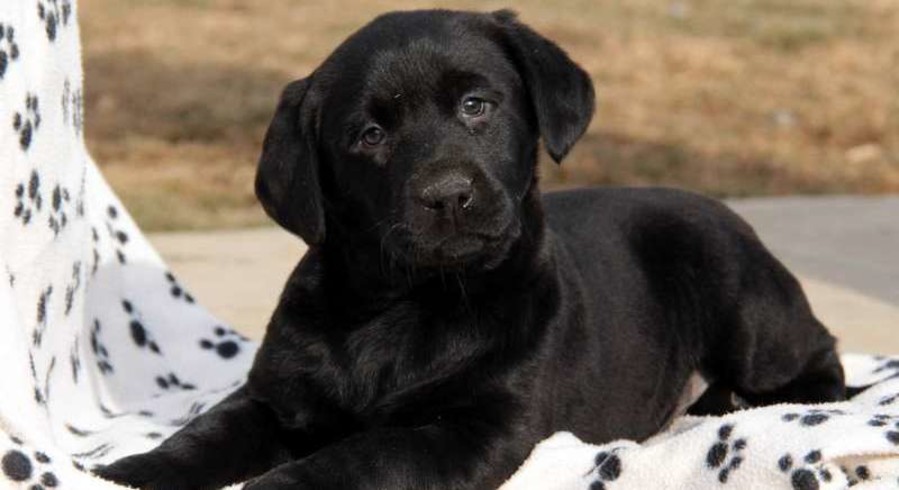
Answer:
95 9 844 490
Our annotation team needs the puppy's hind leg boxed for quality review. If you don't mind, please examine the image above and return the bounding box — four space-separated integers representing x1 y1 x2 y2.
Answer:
708 247 845 408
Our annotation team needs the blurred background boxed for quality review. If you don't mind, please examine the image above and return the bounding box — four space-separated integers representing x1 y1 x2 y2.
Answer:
79 0 899 231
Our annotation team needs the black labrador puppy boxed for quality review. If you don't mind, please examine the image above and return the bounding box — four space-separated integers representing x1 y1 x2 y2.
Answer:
97 9 845 490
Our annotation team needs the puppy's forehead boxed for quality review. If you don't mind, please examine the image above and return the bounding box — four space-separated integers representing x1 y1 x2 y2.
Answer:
319 11 517 107
366 37 510 96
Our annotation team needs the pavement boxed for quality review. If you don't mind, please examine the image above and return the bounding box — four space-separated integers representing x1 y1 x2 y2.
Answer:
148 196 899 354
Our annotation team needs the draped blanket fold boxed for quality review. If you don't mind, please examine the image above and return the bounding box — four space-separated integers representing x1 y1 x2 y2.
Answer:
1 2 896 488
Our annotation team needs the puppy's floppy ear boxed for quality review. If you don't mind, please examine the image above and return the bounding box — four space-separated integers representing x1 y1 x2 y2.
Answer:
493 10 595 163
255 78 325 245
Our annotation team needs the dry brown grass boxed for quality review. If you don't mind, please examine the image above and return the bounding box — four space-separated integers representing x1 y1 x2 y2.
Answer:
79 0 899 230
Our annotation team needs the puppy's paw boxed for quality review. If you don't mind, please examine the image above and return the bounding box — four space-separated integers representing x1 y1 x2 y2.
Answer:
93 453 190 490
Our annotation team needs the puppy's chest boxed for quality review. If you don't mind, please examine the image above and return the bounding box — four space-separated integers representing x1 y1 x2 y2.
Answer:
333 306 490 407
267 302 500 424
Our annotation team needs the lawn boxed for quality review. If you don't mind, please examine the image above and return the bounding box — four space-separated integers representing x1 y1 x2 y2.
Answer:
78 0 899 230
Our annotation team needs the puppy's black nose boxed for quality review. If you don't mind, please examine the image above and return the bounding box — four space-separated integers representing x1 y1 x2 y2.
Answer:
420 175 473 213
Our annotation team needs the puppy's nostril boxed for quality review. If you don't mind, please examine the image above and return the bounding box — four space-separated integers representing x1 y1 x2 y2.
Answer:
421 177 474 213
458 191 473 209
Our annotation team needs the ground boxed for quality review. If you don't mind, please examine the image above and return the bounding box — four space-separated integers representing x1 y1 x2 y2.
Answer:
79 0 899 231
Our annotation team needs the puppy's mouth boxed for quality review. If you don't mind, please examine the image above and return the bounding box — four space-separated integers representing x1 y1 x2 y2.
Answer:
385 220 519 269
430 235 490 263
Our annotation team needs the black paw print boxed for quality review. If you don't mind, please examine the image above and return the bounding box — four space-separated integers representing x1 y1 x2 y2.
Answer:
199 326 246 359
867 413 896 427
155 372 196 392
74 167 86 218
589 449 622 490
32 285 52 347
72 442 112 460
63 261 81 316
843 464 872 486
105 205 129 264
1 442 60 490
97 403 125 420
28 353 46 406
885 417 899 446
122 299 162 354
13 93 40 150
69 337 81 383
89 226 101 275
13 170 43 225
879 392 899 407
165 271 195 304
170 401 206 426
777 450 831 490
37 0 72 41
145 431 164 441
873 358 899 378
705 423 746 483
47 184 71 236
0 23 20 79
781 408 844 428
90 319 113 374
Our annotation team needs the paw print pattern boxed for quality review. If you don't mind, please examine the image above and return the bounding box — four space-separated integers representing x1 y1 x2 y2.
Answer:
155 372 196 392
12 93 40 150
32 285 52 347
63 261 82 315
90 319 113 374
40 357 56 406
1 444 60 490
37 0 72 41
170 401 207 427
199 326 246 360
28 353 46 406
589 449 622 490
781 408 844 428
886 418 899 446
98 403 125 419
90 226 100 275
69 337 81 383
122 299 161 355
0 24 20 79
777 450 831 490
880 393 899 407
165 271 195 304
71 442 112 460
13 170 43 225
105 205 129 264
842 464 873 486
873 359 899 380
705 423 747 483
867 413 896 427
47 184 72 236
61 78 84 134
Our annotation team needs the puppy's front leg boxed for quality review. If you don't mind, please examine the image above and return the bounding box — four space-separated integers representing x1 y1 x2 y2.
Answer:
244 414 524 490
95 387 292 490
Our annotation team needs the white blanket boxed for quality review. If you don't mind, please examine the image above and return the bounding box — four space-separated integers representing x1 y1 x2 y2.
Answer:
0 1 897 488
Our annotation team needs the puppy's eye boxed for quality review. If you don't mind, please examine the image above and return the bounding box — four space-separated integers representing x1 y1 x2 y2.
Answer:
360 125 386 147
460 97 487 117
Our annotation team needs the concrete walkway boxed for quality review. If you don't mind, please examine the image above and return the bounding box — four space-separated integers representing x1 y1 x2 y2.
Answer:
149 196 898 354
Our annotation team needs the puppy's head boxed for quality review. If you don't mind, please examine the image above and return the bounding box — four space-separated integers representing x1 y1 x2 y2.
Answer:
256 10 593 269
